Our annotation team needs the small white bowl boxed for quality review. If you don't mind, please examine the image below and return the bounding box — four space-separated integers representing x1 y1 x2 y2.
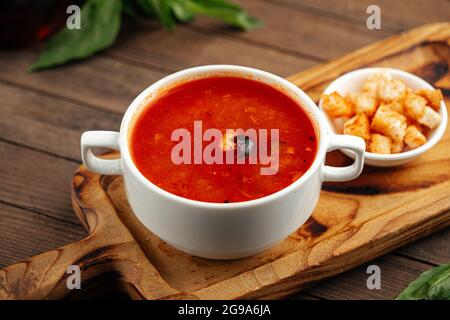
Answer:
319 67 448 167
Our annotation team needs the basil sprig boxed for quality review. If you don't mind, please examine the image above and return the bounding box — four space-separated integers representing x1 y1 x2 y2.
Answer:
396 263 450 300
166 0 261 30
30 0 122 71
30 0 260 71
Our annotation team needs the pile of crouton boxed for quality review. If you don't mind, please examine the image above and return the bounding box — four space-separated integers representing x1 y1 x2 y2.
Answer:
321 72 443 154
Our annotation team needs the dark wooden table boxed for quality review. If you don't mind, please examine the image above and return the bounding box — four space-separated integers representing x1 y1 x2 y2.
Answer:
1 0 449 300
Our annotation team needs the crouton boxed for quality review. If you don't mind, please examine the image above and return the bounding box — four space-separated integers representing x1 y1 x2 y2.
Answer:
322 92 353 117
324 72 441 156
377 79 407 102
348 92 378 117
379 100 404 114
407 118 427 132
404 125 427 150
368 133 392 154
371 105 407 142
391 139 404 154
362 81 378 98
416 89 443 110
418 106 442 129
362 72 392 98
404 92 426 120
343 113 370 140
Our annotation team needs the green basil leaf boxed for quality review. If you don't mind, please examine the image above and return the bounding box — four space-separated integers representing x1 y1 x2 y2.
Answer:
168 0 194 22
168 0 261 30
425 265 450 299
29 0 122 72
136 0 175 30
159 0 175 29
122 0 142 21
135 0 158 18
396 263 450 300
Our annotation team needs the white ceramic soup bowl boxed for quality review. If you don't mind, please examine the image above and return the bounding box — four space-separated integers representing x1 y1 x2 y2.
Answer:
319 68 448 167
81 65 365 260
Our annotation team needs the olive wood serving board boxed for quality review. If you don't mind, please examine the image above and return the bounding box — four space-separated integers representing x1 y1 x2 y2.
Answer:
1 23 450 300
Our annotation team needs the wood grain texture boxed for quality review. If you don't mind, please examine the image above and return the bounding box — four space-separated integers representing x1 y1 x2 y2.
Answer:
1 23 448 300
305 226 450 299
304 254 434 300
0 51 166 114
0 202 86 268
398 227 450 265
112 23 318 77
0 82 122 160
0 169 180 300
0 24 317 115
192 0 391 60
0 141 79 223
276 0 450 33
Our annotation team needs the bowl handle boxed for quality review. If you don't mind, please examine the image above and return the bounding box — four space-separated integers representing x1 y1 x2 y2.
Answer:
81 131 122 175
322 134 365 182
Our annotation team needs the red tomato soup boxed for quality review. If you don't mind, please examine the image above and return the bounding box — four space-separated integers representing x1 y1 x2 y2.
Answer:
130 77 317 203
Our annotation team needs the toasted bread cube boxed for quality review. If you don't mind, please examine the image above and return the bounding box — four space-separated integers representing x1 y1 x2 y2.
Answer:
377 79 407 102
322 92 353 117
418 106 442 129
343 114 370 140
348 92 378 117
391 139 404 154
416 89 443 110
404 125 427 150
371 105 407 142
362 72 392 98
380 100 404 114
368 133 392 154
407 119 432 138
362 81 378 98
404 92 426 120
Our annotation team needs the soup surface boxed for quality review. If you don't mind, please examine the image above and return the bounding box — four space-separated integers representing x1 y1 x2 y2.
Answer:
130 77 317 203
